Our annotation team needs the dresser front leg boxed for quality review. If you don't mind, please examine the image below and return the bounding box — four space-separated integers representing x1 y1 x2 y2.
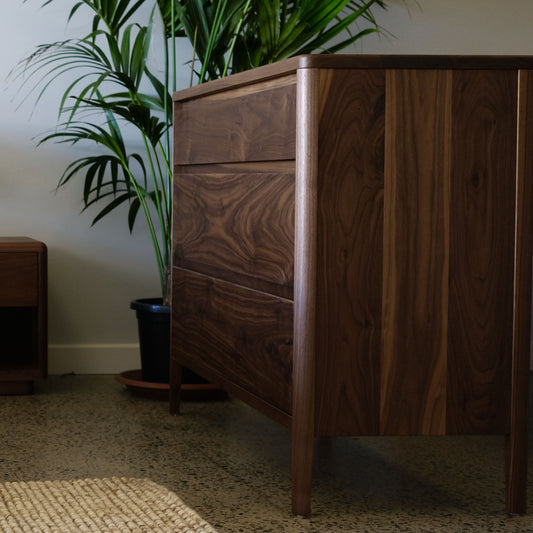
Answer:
291 421 314 516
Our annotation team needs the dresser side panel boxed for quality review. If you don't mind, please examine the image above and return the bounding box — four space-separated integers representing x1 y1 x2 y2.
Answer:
380 69 452 436
446 70 517 434
313 69 386 436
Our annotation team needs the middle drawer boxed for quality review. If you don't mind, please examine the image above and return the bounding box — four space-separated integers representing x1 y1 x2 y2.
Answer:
173 170 295 299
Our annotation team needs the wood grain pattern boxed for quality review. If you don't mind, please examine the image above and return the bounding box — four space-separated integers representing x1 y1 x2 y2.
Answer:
172 268 294 414
506 69 533 515
380 69 452 436
174 80 296 165
0 253 38 306
446 70 517 435
173 171 294 299
197 74 296 101
313 69 385 436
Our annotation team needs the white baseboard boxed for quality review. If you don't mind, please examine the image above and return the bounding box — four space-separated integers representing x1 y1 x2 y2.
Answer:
48 344 140 375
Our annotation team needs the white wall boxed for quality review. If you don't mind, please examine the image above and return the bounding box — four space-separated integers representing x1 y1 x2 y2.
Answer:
355 0 533 55
0 1 193 374
1 0 533 374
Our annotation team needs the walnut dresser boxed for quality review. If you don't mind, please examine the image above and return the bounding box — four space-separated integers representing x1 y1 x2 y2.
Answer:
170 55 533 516
0 237 47 394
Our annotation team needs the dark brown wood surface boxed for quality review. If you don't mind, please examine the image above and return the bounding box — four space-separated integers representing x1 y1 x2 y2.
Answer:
174 78 296 165
0 237 45 248
173 170 295 299
298 54 533 71
172 268 294 414
0 253 38 306
313 68 385 436
380 69 451 436
0 238 47 390
291 67 321 517
172 55 533 104
172 58 532 515
446 70 517 434
506 69 533 515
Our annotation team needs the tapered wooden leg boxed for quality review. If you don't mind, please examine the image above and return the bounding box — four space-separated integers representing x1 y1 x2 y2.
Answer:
506 68 533 515
505 321 529 515
169 359 182 415
506 401 528 514
291 424 314 516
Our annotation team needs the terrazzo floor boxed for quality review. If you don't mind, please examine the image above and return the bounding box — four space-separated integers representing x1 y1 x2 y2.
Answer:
0 374 532 532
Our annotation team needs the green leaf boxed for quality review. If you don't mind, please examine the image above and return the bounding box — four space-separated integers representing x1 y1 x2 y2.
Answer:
128 197 142 231
90 192 137 225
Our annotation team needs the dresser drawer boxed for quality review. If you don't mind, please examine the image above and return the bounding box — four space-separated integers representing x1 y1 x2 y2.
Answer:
174 77 296 165
172 268 293 414
173 170 294 299
0 253 38 306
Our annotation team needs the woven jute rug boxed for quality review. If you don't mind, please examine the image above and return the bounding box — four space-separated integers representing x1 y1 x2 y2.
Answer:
0 477 218 532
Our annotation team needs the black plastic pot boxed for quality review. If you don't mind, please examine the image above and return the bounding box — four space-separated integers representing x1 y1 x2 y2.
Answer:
131 298 170 383
130 298 209 385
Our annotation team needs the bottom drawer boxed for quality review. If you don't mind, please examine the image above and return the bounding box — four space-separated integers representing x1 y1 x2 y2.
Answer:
172 268 293 414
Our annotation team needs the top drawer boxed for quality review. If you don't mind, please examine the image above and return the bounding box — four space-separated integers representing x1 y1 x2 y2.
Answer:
0 253 38 306
174 77 296 165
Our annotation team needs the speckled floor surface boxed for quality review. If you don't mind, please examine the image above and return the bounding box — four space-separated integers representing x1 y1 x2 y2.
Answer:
0 374 532 532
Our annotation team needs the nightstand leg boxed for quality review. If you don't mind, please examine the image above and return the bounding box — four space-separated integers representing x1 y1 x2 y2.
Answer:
169 359 182 415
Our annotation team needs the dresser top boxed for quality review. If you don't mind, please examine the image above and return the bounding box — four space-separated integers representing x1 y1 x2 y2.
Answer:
173 54 533 102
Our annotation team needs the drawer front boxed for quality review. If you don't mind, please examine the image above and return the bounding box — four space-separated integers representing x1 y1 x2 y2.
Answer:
174 79 296 165
0 253 38 306
173 171 294 299
172 268 293 414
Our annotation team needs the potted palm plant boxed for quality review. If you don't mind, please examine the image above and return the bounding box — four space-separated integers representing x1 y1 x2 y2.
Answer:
13 0 389 386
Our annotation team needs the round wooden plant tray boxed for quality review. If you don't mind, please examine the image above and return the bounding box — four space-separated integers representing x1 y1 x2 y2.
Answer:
115 369 227 401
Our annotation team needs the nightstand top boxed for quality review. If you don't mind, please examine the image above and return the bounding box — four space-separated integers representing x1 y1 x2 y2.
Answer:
0 237 46 253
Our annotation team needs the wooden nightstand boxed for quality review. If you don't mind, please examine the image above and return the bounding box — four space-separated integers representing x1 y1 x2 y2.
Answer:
0 237 47 394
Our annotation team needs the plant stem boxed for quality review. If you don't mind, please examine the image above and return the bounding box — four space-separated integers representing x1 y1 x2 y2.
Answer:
223 0 252 78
